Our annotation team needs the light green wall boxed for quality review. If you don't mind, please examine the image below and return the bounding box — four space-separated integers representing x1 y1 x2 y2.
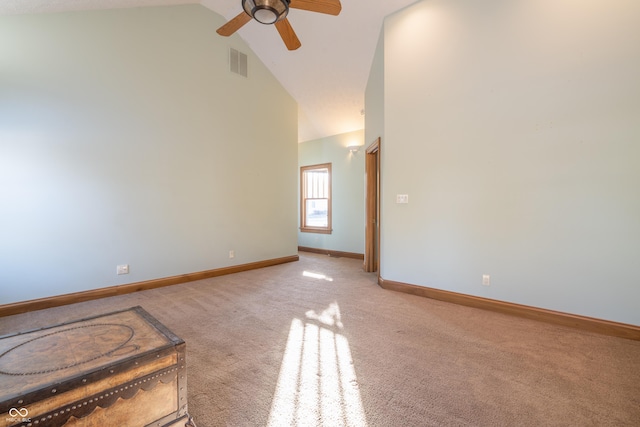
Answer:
376 0 640 325
0 5 298 304
365 30 384 151
298 130 365 254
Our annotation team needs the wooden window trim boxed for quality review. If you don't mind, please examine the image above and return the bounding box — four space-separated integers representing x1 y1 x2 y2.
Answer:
300 163 332 234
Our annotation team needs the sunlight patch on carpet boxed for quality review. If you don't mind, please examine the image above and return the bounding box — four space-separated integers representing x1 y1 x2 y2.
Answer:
303 271 334 281
267 302 368 427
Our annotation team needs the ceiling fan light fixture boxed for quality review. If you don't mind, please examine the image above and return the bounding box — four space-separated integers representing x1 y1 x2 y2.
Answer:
242 0 289 25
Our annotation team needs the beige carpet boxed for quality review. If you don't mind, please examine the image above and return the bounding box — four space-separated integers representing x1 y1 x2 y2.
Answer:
1 253 639 426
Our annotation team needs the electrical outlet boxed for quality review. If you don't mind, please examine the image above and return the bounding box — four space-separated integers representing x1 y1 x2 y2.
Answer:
482 274 490 286
229 250 235 259
117 264 129 275
396 194 409 204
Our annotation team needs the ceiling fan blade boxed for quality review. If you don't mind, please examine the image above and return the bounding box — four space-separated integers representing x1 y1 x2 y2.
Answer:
216 12 252 36
289 0 342 16
275 18 302 51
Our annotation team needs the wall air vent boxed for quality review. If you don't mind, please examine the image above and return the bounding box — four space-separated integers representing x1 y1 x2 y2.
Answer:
229 47 248 78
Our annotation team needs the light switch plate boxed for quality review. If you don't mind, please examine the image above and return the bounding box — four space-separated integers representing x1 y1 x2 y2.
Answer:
396 194 409 204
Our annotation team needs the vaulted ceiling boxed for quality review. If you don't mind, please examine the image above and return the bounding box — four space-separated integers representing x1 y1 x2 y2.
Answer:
0 0 417 142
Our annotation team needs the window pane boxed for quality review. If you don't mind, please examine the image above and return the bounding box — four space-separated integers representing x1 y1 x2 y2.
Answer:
305 199 328 227
305 169 328 199
300 163 331 233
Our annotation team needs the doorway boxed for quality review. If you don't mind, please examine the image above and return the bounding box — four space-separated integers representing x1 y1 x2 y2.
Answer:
364 138 380 273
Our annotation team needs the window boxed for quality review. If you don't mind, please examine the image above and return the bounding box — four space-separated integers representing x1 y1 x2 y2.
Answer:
300 163 332 234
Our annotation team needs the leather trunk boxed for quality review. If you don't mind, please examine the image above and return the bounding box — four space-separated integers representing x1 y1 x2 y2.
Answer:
0 306 192 427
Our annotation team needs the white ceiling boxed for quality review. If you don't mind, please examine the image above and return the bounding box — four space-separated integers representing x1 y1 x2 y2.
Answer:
0 0 417 142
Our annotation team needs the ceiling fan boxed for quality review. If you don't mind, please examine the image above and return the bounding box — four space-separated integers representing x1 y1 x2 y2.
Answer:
216 0 342 51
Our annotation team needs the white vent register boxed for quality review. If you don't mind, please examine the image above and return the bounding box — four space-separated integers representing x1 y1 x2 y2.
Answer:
229 47 248 77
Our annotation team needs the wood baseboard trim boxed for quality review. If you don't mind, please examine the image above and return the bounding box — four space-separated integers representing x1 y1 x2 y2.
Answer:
298 246 364 260
378 277 640 341
0 255 299 318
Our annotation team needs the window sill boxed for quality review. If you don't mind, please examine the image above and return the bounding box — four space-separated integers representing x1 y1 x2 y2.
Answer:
300 227 333 235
